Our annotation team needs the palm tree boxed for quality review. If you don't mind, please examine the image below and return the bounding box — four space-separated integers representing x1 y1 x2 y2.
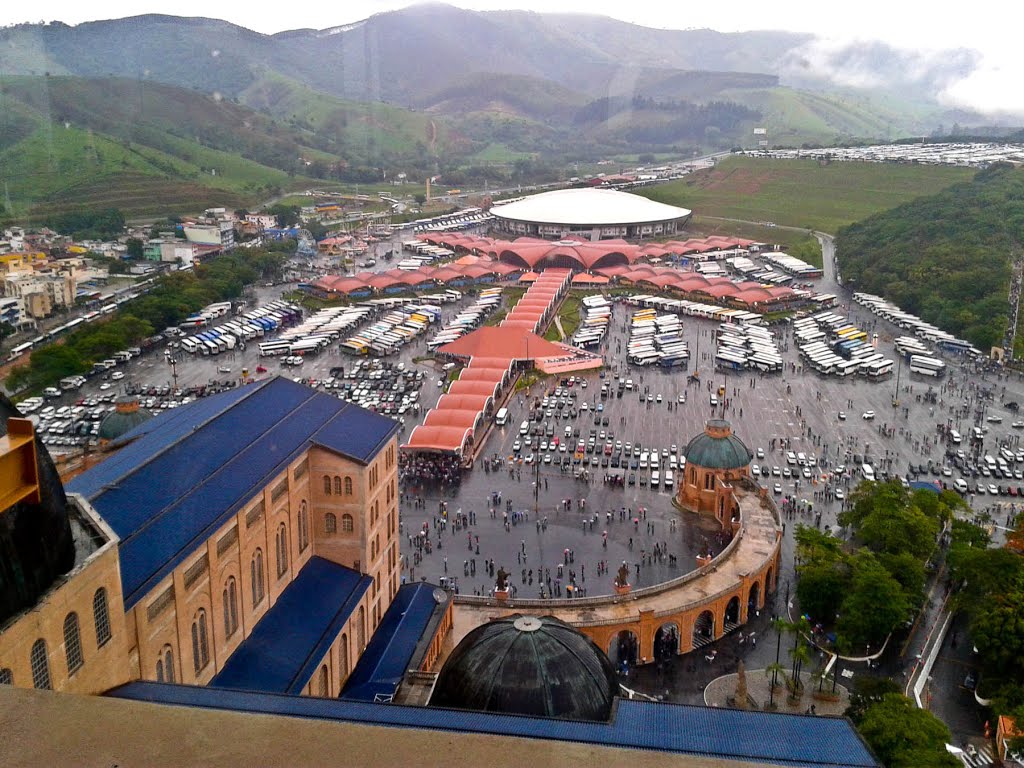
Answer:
764 662 787 709
789 640 812 691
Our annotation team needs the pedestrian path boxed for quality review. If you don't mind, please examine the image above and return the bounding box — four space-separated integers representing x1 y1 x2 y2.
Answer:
956 742 996 767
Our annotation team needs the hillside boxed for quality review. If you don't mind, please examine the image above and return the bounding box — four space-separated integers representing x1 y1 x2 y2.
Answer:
835 163 1024 352
0 75 456 220
638 155 975 233
0 7 986 144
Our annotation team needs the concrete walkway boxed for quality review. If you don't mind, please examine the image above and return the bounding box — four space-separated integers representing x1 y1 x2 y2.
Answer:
704 668 850 715
553 315 566 340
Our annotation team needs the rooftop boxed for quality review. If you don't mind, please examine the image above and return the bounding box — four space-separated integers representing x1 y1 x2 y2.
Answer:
341 582 448 703
107 681 877 767
210 557 371 695
67 377 400 609
491 188 691 227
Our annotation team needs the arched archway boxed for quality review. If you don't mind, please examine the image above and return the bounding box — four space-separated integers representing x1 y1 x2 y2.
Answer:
748 581 761 615
654 622 679 661
607 629 639 669
724 596 741 628
693 610 715 648
766 566 774 593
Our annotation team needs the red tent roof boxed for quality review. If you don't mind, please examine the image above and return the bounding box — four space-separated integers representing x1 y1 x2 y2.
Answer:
423 409 483 429
404 425 473 453
439 327 566 361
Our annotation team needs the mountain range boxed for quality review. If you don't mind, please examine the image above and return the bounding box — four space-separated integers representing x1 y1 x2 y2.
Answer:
0 4 1004 220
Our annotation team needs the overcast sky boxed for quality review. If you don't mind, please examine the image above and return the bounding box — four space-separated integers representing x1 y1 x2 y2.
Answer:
4 0 1020 114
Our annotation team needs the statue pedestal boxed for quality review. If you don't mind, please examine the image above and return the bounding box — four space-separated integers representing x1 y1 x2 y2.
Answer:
614 583 632 596
494 588 511 602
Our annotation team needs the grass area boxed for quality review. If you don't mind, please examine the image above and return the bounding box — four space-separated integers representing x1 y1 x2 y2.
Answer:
545 296 582 341
466 142 533 165
641 155 975 234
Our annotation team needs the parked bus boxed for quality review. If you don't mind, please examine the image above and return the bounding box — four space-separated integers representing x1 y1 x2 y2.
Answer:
494 407 509 426
909 355 946 377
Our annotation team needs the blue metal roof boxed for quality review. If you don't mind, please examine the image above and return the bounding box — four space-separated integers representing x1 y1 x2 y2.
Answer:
108 683 877 767
67 377 399 609
340 582 440 703
210 557 371 695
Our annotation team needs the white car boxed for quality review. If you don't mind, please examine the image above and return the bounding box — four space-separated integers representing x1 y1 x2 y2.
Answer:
751 464 760 476
835 488 845 500
838 411 847 420
862 411 876 420
111 371 125 380
99 383 112 390
217 366 232 374
756 448 765 459
989 484 999 495
987 415 1003 423
773 483 783 495
677 393 686 404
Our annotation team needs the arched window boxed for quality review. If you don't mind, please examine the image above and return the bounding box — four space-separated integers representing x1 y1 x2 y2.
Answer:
323 475 332 495
156 658 164 682
93 588 112 647
339 634 349 682
276 523 288 578
223 577 239 637
325 512 337 534
0 668 12 685
298 500 309 552
357 606 366 650
163 646 175 683
191 609 210 674
342 514 354 532
30 639 50 690
333 476 342 495
251 549 265 606
63 612 84 675
344 476 353 496
317 664 329 697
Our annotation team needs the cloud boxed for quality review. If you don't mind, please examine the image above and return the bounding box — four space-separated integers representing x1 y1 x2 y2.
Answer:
778 36 980 94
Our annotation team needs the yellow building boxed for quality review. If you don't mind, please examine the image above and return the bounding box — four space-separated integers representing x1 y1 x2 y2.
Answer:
0 377 404 697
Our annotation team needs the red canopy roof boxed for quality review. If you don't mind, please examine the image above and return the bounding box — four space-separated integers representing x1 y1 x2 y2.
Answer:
438 326 566 361
404 425 473 453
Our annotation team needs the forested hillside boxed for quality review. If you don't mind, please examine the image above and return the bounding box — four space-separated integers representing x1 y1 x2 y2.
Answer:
835 163 1024 352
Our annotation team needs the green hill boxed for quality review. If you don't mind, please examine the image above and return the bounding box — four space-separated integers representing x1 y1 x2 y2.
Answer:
0 75 449 221
835 163 1024 352
639 155 975 233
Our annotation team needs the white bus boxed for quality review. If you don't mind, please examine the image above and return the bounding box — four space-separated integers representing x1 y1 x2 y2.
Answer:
861 464 876 481
494 407 509 426
909 355 946 377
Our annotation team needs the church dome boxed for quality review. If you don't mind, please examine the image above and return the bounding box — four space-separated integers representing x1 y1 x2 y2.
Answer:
99 395 152 442
684 419 751 469
430 614 618 721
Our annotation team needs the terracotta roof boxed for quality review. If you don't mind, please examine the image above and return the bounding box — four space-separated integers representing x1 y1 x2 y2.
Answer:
439 327 566 361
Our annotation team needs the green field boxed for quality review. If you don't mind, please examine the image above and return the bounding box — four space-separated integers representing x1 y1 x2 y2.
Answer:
686 215 824 267
641 156 976 234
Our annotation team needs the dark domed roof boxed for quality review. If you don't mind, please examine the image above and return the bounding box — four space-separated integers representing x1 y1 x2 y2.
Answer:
99 396 152 441
430 614 618 721
684 419 751 469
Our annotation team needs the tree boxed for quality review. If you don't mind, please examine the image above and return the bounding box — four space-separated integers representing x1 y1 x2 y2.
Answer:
0 321 14 351
413 193 426 207
126 237 144 259
971 580 1024 682
845 676 901 723
837 552 910 651
855 693 959 767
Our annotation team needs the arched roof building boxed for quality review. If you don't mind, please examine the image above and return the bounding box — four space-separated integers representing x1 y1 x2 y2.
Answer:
491 188 691 241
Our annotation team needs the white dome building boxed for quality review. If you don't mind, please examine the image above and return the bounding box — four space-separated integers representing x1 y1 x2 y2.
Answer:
491 187 691 241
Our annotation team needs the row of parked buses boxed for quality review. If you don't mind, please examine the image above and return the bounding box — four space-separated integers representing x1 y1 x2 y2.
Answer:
852 291 980 357
627 309 690 367
571 295 612 349
6 279 157 362
258 306 374 358
178 301 301 356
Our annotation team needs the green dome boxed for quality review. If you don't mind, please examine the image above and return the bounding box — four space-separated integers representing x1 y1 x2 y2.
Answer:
430 614 618 721
684 419 751 470
99 397 152 441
